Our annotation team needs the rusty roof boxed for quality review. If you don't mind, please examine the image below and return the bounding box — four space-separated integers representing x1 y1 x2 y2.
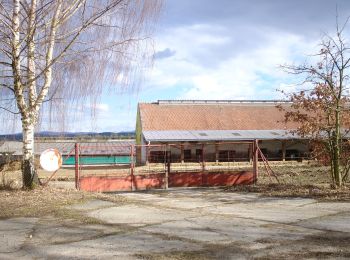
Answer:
139 101 298 131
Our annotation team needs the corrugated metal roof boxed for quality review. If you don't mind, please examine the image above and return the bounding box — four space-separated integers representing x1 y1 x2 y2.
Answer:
0 140 135 156
143 130 300 142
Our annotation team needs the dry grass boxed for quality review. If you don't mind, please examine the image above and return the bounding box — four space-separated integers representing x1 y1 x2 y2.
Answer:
227 183 350 201
226 164 350 201
0 186 126 222
258 164 330 185
0 160 22 190
0 171 18 190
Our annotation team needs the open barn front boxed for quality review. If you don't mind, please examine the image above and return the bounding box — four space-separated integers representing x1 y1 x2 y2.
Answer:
77 142 257 192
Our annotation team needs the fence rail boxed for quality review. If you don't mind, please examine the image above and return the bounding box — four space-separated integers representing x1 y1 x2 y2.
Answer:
74 141 258 192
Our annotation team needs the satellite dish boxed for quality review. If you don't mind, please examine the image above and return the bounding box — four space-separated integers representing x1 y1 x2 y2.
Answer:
40 148 62 172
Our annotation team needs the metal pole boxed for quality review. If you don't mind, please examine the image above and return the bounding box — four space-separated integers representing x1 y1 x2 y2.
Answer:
253 140 259 183
215 142 219 164
201 144 205 173
75 143 79 189
201 143 206 186
282 140 286 162
180 142 184 163
130 145 134 191
165 145 169 189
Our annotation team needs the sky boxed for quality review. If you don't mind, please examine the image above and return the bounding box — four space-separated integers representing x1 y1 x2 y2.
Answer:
3 0 350 134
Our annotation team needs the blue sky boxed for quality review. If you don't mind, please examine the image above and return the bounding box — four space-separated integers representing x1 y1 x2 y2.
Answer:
3 0 350 134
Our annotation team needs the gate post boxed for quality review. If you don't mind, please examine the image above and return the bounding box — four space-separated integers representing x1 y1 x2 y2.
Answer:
75 143 80 189
253 140 259 183
165 145 170 189
130 145 134 191
201 143 207 186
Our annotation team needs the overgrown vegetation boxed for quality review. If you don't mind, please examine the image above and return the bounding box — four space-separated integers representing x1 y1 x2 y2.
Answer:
280 19 350 187
228 164 350 200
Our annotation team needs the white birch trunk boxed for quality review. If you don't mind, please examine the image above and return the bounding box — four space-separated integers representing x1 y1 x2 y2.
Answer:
3 0 160 188
22 116 40 187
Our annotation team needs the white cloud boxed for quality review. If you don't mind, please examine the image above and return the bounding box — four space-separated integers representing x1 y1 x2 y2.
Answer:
95 103 109 112
83 103 109 112
144 24 320 101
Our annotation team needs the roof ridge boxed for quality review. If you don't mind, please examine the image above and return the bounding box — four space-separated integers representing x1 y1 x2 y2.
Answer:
155 100 291 105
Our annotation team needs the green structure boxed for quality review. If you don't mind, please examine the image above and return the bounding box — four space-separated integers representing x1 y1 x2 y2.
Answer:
63 156 131 165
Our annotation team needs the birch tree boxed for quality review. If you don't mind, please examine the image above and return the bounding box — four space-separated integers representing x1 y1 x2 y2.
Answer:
0 0 162 188
280 20 350 187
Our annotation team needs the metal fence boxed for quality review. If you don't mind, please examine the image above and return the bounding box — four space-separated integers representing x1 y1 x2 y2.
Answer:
75 141 257 192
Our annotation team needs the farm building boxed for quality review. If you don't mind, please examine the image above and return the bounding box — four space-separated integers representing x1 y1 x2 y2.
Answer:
0 140 134 165
135 100 310 165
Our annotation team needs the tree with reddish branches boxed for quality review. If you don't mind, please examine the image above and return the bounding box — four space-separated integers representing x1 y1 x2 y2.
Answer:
280 20 350 187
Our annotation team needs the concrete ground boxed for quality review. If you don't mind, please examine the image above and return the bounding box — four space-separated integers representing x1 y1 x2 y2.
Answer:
1 188 350 259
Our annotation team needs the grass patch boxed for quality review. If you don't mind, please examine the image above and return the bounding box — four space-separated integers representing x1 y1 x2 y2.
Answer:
226 164 350 200
258 164 331 185
0 171 18 190
226 183 350 201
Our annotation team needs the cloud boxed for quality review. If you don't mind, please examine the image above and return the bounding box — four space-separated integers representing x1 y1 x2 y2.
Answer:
146 22 318 101
95 103 109 112
162 0 350 38
6 0 350 134
153 48 176 59
83 103 109 112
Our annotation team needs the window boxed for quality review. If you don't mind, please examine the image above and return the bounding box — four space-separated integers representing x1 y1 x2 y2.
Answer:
232 132 241 136
260 148 268 157
149 151 165 163
199 133 208 136
184 149 191 162
219 150 236 162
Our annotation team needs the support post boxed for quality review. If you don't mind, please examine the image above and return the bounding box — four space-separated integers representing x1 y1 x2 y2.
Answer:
130 145 134 191
165 145 169 189
201 143 207 186
215 142 219 164
201 144 205 173
282 140 286 162
180 143 184 163
248 145 252 163
74 143 80 190
146 144 149 165
253 140 259 183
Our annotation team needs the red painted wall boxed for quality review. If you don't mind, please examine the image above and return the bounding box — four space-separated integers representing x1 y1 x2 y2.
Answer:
79 171 254 192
